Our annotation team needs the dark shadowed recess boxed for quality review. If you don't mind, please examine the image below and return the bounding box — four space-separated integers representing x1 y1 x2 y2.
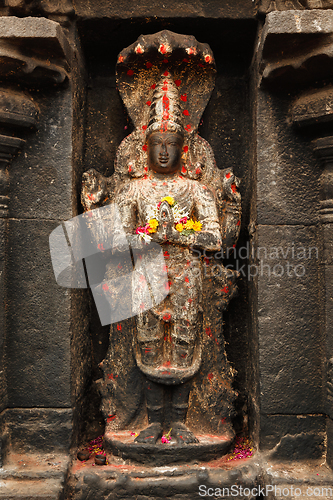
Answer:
77 15 258 441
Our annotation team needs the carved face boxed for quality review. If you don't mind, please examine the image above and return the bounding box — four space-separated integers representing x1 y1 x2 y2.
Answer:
147 131 184 175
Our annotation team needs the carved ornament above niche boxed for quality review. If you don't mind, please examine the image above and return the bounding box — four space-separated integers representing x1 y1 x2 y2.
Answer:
259 10 333 89
259 0 333 14
0 16 71 85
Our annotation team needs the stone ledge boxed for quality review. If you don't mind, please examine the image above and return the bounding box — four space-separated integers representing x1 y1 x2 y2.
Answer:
0 16 72 85
259 9 333 88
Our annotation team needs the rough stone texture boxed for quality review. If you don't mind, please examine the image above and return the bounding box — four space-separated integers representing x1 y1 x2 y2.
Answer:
256 224 323 414
292 86 333 128
73 0 257 20
260 414 326 459
0 218 6 416
262 460 333 500
8 88 76 221
67 457 260 500
327 416 333 468
257 90 320 225
6 219 71 407
2 409 72 454
0 451 69 500
0 16 70 58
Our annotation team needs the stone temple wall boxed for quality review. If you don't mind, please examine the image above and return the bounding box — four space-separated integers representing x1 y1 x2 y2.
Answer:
0 1 333 498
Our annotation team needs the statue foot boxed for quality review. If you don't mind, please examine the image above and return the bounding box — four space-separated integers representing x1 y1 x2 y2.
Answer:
134 423 162 445
171 422 199 445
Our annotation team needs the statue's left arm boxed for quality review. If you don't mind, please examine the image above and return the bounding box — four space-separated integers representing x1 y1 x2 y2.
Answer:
191 182 222 251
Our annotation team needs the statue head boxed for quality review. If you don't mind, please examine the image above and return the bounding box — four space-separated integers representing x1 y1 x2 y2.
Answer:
147 131 184 175
145 72 184 175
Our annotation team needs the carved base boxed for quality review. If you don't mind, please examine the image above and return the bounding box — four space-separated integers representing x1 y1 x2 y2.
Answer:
104 430 234 465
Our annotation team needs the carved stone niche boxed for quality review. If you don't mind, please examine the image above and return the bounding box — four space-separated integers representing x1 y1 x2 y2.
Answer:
80 30 242 466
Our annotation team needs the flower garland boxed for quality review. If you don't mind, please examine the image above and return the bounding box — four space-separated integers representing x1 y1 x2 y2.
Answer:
136 196 202 242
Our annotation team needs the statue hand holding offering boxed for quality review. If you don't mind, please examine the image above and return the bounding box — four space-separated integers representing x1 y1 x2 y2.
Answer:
81 31 242 464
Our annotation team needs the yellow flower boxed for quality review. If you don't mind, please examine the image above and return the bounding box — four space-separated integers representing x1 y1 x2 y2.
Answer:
161 196 175 206
193 221 202 231
184 219 194 230
148 218 159 233
175 223 184 232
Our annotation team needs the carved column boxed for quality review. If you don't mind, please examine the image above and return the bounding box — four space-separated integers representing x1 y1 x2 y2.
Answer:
312 137 333 427
292 82 333 466
0 15 82 468
255 8 333 465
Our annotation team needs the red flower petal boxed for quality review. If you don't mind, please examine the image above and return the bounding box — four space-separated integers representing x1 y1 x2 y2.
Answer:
142 125 147 130
163 71 169 77
118 55 124 63
151 83 156 89
127 69 134 76
142 144 148 151
208 373 214 381
117 324 122 331
181 166 187 174
226 172 231 179
185 124 191 131
183 109 189 116
174 79 181 87
180 94 187 102
146 101 151 106
146 62 152 69
183 58 189 63
163 58 168 63
231 183 237 193
183 146 188 153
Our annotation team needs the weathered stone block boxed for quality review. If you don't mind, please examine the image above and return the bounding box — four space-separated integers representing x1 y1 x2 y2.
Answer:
6 219 71 408
9 88 75 221
73 0 257 20
256 224 323 414
260 414 325 459
257 90 319 225
3 408 72 454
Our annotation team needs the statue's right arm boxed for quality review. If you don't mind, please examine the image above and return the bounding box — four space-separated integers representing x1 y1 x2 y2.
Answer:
112 182 145 252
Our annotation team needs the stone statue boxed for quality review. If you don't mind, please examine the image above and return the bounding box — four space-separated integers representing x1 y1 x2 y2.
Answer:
81 31 241 463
